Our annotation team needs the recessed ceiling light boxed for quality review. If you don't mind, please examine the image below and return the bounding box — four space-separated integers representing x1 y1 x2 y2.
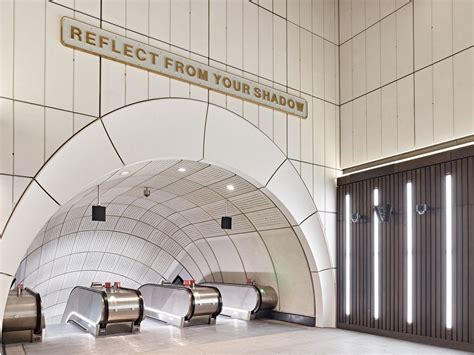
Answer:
226 184 235 191
120 171 129 176
178 167 186 172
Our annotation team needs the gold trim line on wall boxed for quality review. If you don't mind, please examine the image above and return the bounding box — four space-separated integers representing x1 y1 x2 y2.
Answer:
60 16 308 118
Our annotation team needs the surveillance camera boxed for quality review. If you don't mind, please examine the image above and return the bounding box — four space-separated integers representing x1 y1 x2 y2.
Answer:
143 187 151 198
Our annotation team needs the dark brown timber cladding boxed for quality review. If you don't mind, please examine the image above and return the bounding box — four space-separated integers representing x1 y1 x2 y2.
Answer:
336 146 474 352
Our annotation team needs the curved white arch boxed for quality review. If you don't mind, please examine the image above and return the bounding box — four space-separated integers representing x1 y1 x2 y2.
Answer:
0 98 335 328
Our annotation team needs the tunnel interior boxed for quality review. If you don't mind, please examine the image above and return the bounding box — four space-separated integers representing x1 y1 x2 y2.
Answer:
13 159 315 325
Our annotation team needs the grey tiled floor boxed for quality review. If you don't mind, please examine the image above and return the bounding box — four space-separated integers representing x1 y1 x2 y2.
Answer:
5 318 468 354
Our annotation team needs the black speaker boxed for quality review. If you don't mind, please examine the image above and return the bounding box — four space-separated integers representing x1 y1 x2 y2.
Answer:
221 216 232 229
92 205 106 221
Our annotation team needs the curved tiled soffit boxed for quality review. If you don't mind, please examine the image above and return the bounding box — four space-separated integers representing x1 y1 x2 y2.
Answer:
0 99 335 327
18 160 311 324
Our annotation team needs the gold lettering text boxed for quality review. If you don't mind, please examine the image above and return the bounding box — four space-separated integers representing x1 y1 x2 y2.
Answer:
197 69 208 81
85 31 96 46
233 80 241 92
175 60 184 74
70 26 82 41
123 43 133 57
223 77 232 89
262 90 270 101
186 65 196 77
136 48 146 61
164 57 173 69
254 87 261 98
150 52 159 65
111 39 120 54
99 35 109 48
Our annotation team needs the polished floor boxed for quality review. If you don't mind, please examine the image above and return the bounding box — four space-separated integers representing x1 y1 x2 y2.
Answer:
4 318 468 355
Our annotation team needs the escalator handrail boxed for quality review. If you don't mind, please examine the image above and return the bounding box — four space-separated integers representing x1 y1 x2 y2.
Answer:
24 287 43 335
139 283 195 321
68 286 109 327
200 282 262 313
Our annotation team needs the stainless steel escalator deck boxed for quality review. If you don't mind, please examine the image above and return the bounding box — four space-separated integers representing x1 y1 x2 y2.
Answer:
61 284 144 336
200 283 278 321
2 287 45 344
138 284 222 328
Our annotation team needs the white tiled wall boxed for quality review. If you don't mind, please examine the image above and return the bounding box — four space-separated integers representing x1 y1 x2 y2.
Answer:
0 0 339 266
340 0 473 169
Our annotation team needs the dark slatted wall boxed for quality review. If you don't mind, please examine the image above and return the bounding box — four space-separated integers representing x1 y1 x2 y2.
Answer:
337 153 474 352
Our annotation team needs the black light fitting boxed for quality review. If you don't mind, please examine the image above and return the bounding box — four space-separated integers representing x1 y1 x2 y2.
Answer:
92 185 106 222
92 205 106 221
374 204 392 223
221 216 232 229
221 200 232 230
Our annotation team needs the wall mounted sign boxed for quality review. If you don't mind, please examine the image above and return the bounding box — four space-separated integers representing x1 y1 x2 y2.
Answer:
61 17 307 118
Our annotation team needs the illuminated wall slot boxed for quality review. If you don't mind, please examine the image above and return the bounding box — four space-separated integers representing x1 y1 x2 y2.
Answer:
373 188 379 320
406 182 413 324
445 174 452 329
345 194 351 316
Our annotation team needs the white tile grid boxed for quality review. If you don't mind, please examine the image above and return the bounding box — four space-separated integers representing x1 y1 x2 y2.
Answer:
340 0 473 169
0 6 340 294
1 0 347 329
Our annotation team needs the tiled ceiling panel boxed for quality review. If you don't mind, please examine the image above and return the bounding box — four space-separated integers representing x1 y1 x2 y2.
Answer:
138 175 180 191
194 220 225 238
162 196 196 212
246 208 290 230
181 224 203 241
208 175 256 198
161 160 208 178
200 200 240 219
230 190 274 213
180 207 212 224
90 230 112 252
114 217 138 234
166 212 191 228
161 179 203 196
186 165 234 185
140 211 164 227
171 230 193 248
130 197 157 209
122 205 147 219
149 204 175 218
183 187 223 206
223 214 255 235
104 203 129 216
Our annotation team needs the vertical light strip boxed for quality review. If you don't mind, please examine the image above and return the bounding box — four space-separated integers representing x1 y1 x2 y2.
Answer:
345 194 351 316
374 188 379 320
406 182 413 324
445 174 452 329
